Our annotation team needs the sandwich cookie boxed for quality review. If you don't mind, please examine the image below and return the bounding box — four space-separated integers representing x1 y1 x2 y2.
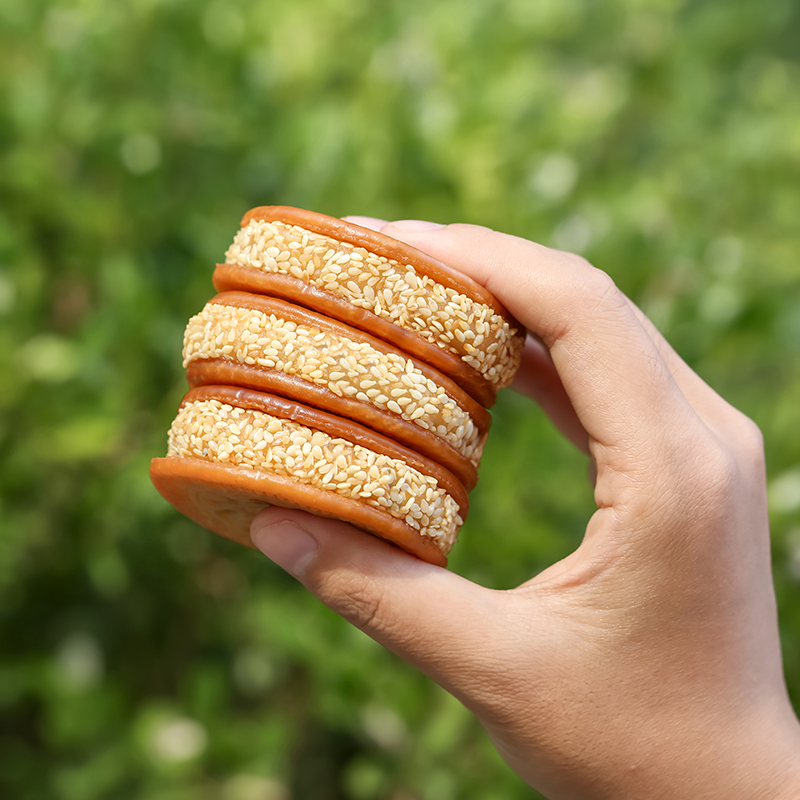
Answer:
152 207 525 565
214 206 525 408
150 385 468 566
183 291 491 491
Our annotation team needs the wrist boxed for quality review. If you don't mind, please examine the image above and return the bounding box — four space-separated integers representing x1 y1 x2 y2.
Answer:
498 696 800 800
603 702 800 800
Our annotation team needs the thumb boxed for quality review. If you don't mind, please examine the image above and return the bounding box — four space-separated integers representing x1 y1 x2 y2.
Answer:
249 507 509 697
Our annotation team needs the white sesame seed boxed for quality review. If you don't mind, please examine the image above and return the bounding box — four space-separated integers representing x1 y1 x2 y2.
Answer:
223 219 523 390
167 399 462 546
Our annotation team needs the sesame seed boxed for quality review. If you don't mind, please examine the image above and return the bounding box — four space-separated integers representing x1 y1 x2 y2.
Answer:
183 302 484 461
223 219 523 390
167 399 462 546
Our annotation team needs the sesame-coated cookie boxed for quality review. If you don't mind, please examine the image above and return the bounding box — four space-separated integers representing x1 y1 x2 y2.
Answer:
151 208 524 564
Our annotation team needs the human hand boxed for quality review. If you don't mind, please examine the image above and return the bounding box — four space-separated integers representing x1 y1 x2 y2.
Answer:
250 220 800 799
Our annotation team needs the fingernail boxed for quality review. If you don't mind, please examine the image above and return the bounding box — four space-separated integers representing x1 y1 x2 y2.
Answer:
341 215 388 232
387 220 445 231
251 518 318 577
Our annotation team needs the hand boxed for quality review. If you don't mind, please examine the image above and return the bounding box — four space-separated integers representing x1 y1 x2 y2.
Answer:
250 220 800 799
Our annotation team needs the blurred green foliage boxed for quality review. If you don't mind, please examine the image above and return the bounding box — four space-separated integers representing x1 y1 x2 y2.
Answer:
1 0 799 797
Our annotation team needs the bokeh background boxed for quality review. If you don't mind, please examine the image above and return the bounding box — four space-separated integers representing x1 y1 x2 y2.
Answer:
1 0 799 797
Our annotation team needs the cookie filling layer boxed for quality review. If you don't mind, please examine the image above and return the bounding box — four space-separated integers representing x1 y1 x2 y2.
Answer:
168 399 463 547
224 220 521 390
183 302 484 464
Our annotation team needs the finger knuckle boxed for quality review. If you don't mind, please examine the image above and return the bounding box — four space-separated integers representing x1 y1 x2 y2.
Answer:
732 413 765 466
675 429 758 524
691 414 766 498
581 267 626 314
320 571 389 633
543 265 625 344
695 439 740 502
638 431 729 522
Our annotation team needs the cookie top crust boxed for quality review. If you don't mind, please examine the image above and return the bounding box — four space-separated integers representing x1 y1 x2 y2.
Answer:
180 385 469 512
154 384 469 561
167 396 463 549
183 292 490 474
240 207 506 310
220 206 524 403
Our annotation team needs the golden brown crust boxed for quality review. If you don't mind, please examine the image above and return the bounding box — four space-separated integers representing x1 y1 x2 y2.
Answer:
182 385 469 514
149 457 449 567
184 291 489 489
207 292 491 433
242 206 512 320
187 360 481 492
153 206 526 563
212 263 498 408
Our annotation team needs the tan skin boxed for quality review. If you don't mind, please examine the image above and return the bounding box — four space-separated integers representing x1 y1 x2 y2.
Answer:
250 220 800 799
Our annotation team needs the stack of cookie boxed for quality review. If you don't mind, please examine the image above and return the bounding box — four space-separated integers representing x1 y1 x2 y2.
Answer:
150 207 524 565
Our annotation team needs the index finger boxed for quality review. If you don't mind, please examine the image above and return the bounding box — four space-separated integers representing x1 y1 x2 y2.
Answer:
379 222 702 458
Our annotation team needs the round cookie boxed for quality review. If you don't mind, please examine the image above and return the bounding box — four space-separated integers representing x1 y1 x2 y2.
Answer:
182 291 491 491
152 207 524 564
150 386 469 565
214 206 525 408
